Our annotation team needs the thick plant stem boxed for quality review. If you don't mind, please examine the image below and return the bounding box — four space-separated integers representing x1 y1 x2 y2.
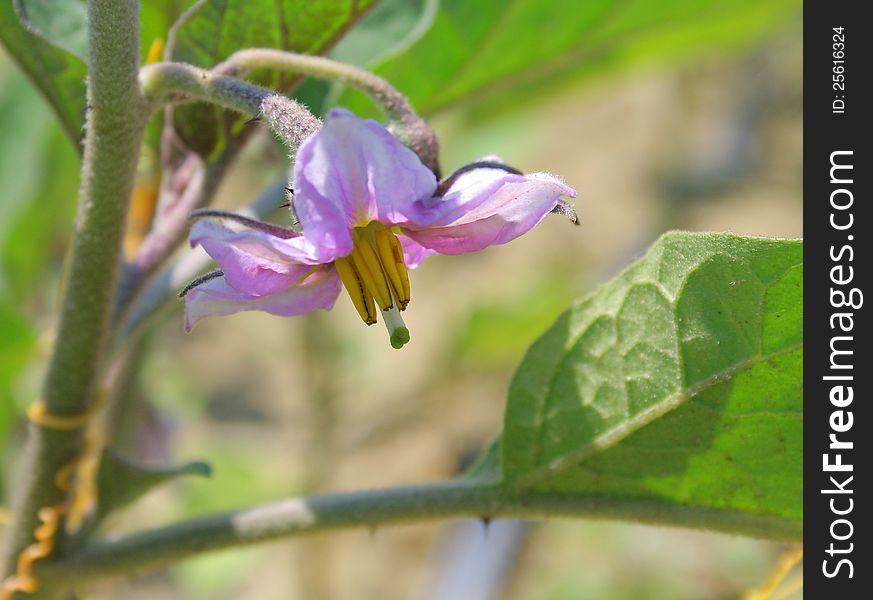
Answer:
214 49 440 174
37 481 801 585
1 0 146 586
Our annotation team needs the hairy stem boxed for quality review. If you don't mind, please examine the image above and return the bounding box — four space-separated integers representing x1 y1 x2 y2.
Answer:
139 62 269 115
1 0 146 582
139 62 320 139
214 48 440 174
38 481 800 584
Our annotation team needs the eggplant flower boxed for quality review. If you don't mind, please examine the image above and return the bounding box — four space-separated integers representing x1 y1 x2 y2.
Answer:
184 109 576 348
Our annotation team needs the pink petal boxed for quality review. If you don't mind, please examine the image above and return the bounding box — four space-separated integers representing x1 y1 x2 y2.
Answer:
397 234 437 269
191 220 316 295
293 109 437 251
184 267 341 332
403 171 576 255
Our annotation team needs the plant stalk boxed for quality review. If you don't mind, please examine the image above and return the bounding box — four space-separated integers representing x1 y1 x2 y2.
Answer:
1 0 145 587
214 48 440 174
37 481 801 585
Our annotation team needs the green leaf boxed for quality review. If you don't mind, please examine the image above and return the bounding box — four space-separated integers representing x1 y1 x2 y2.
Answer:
329 0 436 69
0 0 87 147
97 448 211 518
169 0 374 68
12 0 88 61
463 438 501 483
452 271 574 369
167 0 376 155
296 0 437 115
141 1 195 62
0 301 36 496
339 0 800 116
502 232 802 533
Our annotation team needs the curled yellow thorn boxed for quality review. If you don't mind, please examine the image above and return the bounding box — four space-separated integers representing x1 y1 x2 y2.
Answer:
65 424 104 534
1 389 108 598
27 389 106 431
0 503 64 599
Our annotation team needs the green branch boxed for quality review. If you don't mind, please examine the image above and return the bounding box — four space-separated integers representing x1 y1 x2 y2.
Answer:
38 481 800 585
138 61 320 139
1 0 146 581
214 48 440 174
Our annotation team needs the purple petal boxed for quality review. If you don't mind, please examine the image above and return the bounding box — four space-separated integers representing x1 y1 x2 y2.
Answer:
191 220 337 297
293 109 437 251
191 220 308 295
397 234 436 269
403 170 576 255
184 267 341 332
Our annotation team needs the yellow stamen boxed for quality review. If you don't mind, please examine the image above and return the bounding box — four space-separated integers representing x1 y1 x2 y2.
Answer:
335 257 376 325
338 224 413 342
375 229 410 309
388 231 410 307
353 235 393 310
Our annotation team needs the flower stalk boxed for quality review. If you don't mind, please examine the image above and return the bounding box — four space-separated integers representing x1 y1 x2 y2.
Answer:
1 0 146 590
214 48 440 173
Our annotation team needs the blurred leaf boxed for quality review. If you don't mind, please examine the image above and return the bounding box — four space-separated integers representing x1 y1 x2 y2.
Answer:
330 0 436 68
296 0 437 115
0 66 54 265
0 0 87 147
177 445 298 517
463 438 500 483
453 271 574 369
0 66 79 304
339 0 800 116
0 301 36 494
97 448 211 519
140 0 195 63
502 233 801 530
1 134 80 305
170 0 374 67
167 0 376 155
12 0 88 61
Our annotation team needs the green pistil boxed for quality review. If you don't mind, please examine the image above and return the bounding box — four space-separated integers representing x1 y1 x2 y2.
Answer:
390 326 411 349
383 305 410 349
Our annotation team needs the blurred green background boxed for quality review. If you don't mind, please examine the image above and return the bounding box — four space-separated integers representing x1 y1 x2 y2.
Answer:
1 0 801 598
